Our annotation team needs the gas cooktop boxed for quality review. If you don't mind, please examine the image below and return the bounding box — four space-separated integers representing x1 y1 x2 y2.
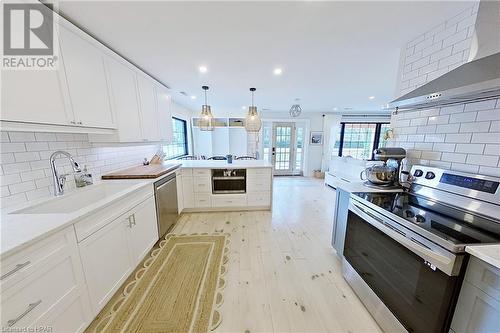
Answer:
352 191 500 250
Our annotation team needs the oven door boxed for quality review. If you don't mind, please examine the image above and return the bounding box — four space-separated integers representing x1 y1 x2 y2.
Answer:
344 200 465 333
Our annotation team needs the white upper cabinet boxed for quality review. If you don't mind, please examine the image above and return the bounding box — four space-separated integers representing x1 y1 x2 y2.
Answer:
136 74 160 141
1 69 72 126
59 25 115 129
1 11 72 127
104 56 143 141
155 84 173 142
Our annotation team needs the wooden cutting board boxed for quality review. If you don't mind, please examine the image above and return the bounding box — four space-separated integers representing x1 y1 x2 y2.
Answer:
101 163 181 179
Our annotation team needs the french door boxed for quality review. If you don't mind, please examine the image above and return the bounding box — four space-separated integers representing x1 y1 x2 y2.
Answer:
272 122 297 175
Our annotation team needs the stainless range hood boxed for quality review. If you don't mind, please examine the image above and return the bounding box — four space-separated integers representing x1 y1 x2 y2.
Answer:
390 1 500 110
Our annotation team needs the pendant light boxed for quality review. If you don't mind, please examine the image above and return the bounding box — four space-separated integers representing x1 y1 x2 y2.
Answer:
289 98 302 117
245 87 262 132
199 85 214 131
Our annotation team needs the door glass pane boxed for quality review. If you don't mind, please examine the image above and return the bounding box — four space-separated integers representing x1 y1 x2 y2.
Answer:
275 125 292 171
262 123 272 162
295 127 303 171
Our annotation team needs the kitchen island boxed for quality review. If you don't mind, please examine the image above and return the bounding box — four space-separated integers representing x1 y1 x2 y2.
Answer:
177 160 273 212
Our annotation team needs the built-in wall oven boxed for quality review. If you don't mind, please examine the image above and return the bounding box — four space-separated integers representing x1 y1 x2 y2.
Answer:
342 165 500 333
212 169 246 194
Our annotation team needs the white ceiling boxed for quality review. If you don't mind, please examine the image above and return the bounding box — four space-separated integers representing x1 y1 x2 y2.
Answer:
56 1 475 113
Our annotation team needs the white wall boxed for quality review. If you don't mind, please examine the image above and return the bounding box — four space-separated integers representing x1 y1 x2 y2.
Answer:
261 111 328 177
396 2 479 97
388 2 500 177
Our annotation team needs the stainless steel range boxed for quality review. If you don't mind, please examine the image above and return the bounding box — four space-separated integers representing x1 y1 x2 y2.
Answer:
342 165 500 333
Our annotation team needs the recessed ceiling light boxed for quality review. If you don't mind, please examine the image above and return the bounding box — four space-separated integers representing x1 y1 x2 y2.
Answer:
333 107 338 111
241 106 247 109
344 107 353 110
369 96 375 100
198 66 208 73
190 95 197 100
273 68 283 75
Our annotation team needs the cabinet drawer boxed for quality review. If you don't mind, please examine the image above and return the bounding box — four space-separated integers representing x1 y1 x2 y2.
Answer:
1 251 86 329
465 257 500 301
193 169 211 177
1 227 76 290
247 192 271 206
247 168 272 177
180 168 193 177
194 193 212 208
212 194 247 207
247 179 271 192
193 176 211 193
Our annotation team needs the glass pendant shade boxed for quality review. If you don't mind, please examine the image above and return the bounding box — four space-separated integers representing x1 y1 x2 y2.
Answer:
199 86 214 131
245 88 262 132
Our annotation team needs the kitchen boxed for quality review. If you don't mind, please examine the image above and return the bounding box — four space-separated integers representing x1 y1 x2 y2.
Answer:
1 1 499 333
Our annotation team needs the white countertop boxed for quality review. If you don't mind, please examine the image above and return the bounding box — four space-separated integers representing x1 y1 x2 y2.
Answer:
0 169 178 258
466 244 500 269
180 160 273 169
326 173 403 193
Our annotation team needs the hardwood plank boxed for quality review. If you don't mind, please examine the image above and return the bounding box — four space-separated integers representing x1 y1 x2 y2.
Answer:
171 177 381 333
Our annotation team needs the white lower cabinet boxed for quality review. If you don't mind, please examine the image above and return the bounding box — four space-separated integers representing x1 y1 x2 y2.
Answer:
176 171 184 213
78 195 158 315
212 194 246 207
451 257 500 333
178 167 272 212
1 227 91 333
127 198 159 266
78 213 133 314
182 176 195 209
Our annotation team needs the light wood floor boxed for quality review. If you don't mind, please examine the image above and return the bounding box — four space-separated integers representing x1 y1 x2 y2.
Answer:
172 177 382 333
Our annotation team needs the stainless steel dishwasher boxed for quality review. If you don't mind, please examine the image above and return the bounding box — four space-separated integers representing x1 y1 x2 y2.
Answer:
154 172 179 238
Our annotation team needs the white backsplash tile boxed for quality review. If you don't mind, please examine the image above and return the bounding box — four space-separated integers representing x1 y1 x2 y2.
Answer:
387 98 500 177
0 130 160 208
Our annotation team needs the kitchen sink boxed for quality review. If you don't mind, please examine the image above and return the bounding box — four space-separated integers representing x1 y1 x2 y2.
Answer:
11 182 139 214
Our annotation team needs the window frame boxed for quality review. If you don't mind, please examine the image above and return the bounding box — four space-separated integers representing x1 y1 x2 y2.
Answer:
164 117 189 160
337 122 390 160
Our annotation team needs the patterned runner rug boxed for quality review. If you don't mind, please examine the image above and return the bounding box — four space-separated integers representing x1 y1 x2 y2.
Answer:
86 233 230 333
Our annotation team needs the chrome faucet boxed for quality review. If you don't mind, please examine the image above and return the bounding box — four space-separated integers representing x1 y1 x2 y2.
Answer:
50 151 81 196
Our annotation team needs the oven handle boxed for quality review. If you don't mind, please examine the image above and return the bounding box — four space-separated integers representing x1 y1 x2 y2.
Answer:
349 201 458 276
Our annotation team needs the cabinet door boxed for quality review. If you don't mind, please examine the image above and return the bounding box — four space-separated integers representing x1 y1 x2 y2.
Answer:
105 56 143 141
128 197 158 266
182 176 195 208
136 74 160 141
334 189 350 258
451 281 500 333
176 172 184 213
79 216 132 314
1 68 72 125
156 85 173 142
59 26 115 129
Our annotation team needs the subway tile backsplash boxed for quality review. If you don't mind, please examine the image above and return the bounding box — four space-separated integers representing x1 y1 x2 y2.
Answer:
387 98 500 177
0 132 159 208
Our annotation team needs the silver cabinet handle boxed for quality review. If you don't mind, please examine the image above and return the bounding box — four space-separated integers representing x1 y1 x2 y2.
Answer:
7 300 42 327
127 216 133 228
1 261 30 280
77 121 82 125
131 214 136 226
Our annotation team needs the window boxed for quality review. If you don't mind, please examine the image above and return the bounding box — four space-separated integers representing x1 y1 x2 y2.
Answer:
335 122 390 160
163 117 188 159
